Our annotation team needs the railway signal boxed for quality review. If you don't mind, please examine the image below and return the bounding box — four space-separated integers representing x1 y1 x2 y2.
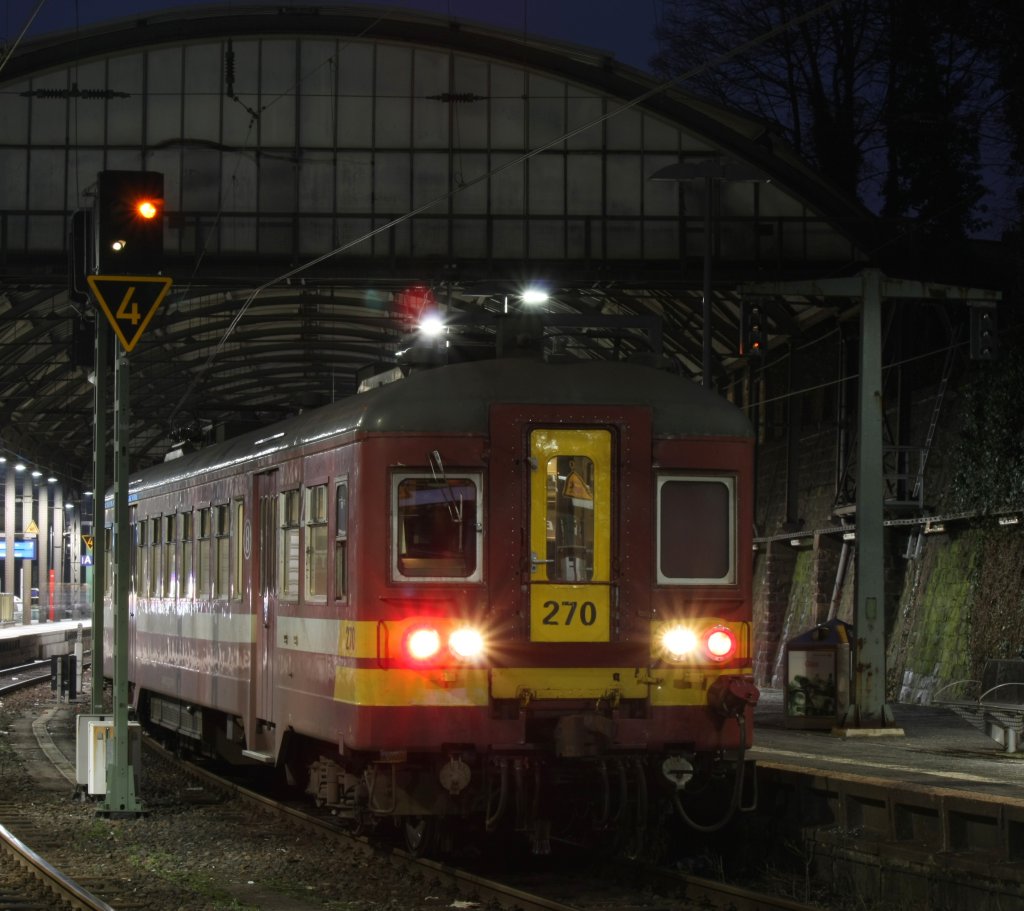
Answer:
95 170 164 274
969 301 997 360
739 300 765 356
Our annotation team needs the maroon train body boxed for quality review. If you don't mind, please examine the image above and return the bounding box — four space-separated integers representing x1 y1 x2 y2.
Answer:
106 355 759 853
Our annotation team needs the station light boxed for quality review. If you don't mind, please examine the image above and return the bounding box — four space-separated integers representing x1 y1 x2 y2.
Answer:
95 170 165 275
418 314 445 338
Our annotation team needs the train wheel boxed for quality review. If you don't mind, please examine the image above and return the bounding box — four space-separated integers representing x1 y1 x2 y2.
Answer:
403 815 438 857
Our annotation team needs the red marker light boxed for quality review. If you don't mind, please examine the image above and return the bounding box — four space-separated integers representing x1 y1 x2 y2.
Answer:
704 626 737 662
405 626 442 662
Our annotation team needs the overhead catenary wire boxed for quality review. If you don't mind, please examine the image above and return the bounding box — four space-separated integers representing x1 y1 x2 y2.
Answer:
167 0 846 425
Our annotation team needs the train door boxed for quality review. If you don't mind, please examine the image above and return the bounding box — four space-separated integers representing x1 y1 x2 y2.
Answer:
527 428 613 643
253 470 278 728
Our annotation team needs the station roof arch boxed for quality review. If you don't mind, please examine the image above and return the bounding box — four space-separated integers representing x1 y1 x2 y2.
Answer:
0 4 882 487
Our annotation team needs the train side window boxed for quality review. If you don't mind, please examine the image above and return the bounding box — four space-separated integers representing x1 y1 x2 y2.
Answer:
105 526 113 598
127 505 137 594
279 489 301 599
163 515 174 598
180 511 194 600
150 517 161 599
334 481 348 600
305 485 328 602
232 500 244 600
656 475 736 585
136 517 148 597
197 507 211 599
392 472 482 581
214 504 230 599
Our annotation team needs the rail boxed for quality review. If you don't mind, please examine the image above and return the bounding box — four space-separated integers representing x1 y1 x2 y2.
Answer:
0 821 115 911
933 658 1024 752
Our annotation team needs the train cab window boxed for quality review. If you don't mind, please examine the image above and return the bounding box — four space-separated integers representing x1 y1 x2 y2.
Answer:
544 455 596 582
334 481 348 599
180 511 194 600
279 489 301 598
214 505 230 599
305 485 328 601
656 475 735 585
392 473 482 581
197 507 211 598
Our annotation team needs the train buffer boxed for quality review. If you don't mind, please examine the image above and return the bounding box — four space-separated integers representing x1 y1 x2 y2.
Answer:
932 658 1024 752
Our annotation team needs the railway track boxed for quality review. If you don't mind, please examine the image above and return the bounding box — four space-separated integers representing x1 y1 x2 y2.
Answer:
0 815 115 911
0 660 53 694
146 737 822 911
0 672 824 911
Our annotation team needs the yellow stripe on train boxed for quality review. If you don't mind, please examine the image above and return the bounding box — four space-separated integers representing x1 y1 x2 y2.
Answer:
332 664 753 708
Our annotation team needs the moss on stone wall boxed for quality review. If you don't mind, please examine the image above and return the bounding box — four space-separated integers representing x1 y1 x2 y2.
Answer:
889 531 978 702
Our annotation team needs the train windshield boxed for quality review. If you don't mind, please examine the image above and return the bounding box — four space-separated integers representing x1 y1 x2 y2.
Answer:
656 475 735 584
393 474 482 580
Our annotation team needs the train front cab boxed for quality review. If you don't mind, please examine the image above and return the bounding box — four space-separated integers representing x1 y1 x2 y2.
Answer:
480 404 758 848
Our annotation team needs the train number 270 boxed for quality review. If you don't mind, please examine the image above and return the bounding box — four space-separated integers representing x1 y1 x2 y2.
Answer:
542 600 598 626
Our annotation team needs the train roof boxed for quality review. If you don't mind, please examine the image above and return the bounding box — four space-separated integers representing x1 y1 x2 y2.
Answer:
126 358 752 496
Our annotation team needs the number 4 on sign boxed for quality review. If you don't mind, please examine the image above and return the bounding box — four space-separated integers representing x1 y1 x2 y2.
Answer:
87 274 174 353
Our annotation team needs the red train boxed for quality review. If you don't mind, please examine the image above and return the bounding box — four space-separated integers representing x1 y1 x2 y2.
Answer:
106 353 759 854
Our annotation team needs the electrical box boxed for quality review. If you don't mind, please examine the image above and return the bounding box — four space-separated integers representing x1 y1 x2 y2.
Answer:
78 716 141 796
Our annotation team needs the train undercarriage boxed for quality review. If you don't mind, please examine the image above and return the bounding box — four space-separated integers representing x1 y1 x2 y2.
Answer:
138 690 756 857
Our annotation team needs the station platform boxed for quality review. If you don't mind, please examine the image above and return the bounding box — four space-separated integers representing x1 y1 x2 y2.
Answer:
0 618 91 664
751 689 1024 909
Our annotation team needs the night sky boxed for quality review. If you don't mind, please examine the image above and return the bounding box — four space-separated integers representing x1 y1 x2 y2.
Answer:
2 0 666 73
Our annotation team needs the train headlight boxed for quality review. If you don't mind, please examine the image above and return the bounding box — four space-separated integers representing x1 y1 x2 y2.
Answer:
405 626 442 662
704 626 737 662
448 627 485 661
661 625 699 660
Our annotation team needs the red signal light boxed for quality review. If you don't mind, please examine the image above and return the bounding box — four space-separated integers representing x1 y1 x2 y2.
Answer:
136 199 160 220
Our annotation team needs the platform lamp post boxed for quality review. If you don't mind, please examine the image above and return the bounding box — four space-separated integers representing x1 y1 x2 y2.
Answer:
650 159 768 389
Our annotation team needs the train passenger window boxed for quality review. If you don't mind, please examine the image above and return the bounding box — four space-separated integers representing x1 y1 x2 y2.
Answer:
544 455 595 582
305 485 328 601
136 518 148 597
105 526 113 598
335 481 348 600
279 489 301 598
162 516 174 598
150 518 161 599
232 500 244 600
197 507 211 598
393 473 482 581
180 511 194 601
656 475 735 585
214 505 230 599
